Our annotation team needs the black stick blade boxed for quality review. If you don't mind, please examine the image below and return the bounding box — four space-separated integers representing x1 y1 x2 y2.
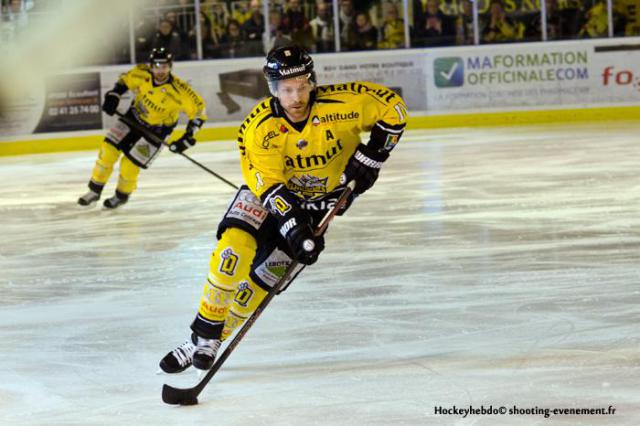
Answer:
162 384 199 406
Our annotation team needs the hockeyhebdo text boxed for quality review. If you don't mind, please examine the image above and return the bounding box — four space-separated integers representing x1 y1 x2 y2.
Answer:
465 51 588 85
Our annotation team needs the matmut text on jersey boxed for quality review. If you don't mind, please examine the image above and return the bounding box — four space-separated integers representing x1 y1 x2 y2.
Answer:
118 64 207 127
238 81 408 201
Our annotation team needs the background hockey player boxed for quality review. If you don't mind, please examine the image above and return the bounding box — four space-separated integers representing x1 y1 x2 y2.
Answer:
77 47 207 209
160 45 408 373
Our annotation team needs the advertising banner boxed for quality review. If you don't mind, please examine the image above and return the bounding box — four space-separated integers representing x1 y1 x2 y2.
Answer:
101 50 427 129
428 43 593 111
34 72 102 133
2 37 639 141
101 57 266 130
426 38 640 112
314 50 428 112
0 72 101 137
589 43 640 105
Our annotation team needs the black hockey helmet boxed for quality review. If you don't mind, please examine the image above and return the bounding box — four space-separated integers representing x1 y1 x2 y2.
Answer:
263 45 316 96
149 47 173 67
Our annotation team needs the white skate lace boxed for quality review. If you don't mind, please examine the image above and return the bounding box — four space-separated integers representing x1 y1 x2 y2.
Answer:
196 339 221 358
172 341 196 367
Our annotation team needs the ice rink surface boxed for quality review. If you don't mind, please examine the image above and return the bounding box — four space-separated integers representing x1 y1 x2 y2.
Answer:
1 123 639 425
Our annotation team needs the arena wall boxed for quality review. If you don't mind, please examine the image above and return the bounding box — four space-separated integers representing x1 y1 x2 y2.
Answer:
1 37 639 156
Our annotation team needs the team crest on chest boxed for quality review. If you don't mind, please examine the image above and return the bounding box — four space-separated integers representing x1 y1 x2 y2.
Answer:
288 174 328 196
296 139 308 150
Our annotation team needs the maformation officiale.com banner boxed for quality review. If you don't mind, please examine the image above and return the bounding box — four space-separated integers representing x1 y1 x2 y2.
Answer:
426 38 640 112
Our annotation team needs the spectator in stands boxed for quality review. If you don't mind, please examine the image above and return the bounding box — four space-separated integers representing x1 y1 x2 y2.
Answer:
151 19 187 60
189 11 221 59
281 0 313 51
203 1 230 42
165 10 188 43
455 0 474 45
133 13 155 62
241 0 265 56
415 0 456 46
232 0 252 25
219 19 250 58
339 0 355 48
578 0 608 38
268 8 292 50
519 2 543 41
536 0 583 40
481 0 525 43
379 3 405 49
310 2 335 53
346 11 378 51
614 0 640 36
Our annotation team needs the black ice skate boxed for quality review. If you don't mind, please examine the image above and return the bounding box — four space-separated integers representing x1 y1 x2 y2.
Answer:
159 333 197 374
193 336 222 371
77 190 100 206
103 191 129 209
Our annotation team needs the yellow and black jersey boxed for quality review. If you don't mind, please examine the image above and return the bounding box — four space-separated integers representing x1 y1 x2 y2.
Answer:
118 64 207 127
238 81 408 201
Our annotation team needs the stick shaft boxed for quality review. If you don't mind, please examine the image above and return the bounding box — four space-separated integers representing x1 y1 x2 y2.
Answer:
115 111 238 189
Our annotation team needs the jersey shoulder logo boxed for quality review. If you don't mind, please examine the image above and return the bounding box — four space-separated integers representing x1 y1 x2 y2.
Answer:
261 130 280 149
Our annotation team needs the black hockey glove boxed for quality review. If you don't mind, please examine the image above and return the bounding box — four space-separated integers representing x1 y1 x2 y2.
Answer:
341 143 390 195
170 134 196 153
102 82 127 116
102 91 120 116
285 220 325 265
262 185 324 265
170 119 203 153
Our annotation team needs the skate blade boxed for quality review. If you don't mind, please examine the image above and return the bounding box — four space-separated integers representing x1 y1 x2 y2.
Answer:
156 367 194 376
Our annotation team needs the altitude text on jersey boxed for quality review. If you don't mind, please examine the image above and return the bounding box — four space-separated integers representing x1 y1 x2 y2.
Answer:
315 111 360 123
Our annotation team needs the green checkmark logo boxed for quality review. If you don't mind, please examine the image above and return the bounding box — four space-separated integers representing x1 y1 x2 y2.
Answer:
434 57 464 88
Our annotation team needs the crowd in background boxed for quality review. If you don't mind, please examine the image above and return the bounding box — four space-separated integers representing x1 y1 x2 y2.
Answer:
2 0 640 65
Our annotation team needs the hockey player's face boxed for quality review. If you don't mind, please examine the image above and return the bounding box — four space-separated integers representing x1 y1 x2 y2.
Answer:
151 63 171 83
277 76 313 121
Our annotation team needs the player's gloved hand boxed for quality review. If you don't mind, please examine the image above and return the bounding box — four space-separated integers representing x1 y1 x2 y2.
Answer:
285 220 325 265
169 133 196 153
102 91 120 116
341 143 389 195
263 185 325 265
336 192 357 216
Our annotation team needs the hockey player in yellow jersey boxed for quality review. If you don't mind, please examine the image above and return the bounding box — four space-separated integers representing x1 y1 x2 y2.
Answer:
77 47 207 209
159 45 407 373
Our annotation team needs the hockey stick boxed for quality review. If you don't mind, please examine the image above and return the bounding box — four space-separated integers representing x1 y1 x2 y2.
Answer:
114 111 238 190
162 180 356 406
